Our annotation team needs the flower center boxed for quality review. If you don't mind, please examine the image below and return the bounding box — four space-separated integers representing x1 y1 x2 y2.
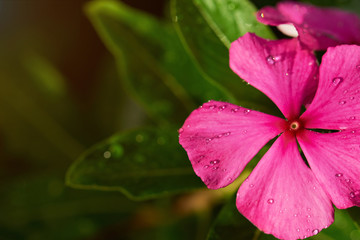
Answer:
288 119 302 132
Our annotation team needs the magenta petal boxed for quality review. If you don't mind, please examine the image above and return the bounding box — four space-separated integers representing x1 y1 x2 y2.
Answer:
258 2 360 50
298 130 360 209
237 133 333 240
301 45 360 130
230 33 318 119
256 6 288 26
179 101 285 189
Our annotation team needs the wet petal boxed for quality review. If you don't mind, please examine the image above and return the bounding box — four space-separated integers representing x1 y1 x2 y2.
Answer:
257 2 360 50
298 130 360 209
230 33 318 119
237 133 333 240
179 101 285 189
301 45 360 130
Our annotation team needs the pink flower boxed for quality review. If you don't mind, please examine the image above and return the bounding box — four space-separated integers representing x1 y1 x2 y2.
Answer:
256 1 360 50
179 33 360 239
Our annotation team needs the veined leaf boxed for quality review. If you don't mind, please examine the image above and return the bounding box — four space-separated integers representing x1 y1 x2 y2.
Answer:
66 127 204 200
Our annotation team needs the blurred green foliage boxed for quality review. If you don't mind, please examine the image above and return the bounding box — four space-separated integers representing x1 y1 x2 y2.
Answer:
1 0 360 239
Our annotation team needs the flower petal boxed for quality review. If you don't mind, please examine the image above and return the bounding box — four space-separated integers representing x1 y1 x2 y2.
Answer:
301 45 360 130
179 100 285 189
230 33 318 119
257 2 360 50
256 6 288 26
236 132 333 240
298 130 360 209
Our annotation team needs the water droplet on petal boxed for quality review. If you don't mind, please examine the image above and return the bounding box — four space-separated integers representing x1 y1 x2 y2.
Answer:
203 165 209 169
350 192 356 198
356 65 360 70
349 116 356 120
212 166 219 170
350 96 355 100
210 160 220 165
178 128 184 133
343 90 348 94
244 109 251 115
227 177 233 181
312 229 319 235
332 77 343 86
352 130 356 134
339 101 346 105
206 138 212 143
335 173 343 177
297 228 300 232
249 184 254 188
267 199 274 204
266 55 275 65
231 108 239 113
224 132 231 136
219 105 226 111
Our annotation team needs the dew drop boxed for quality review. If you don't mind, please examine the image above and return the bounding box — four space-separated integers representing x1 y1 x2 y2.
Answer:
267 198 274 204
356 65 360 70
335 173 343 177
266 56 275 65
332 77 343 86
339 100 346 105
244 109 251 115
219 105 226 111
227 177 233 181
242 130 248 134
209 105 216 109
249 184 254 188
178 128 184 134
343 90 348 94
307 208 311 211
224 132 231 136
312 229 319 235
349 116 356 120
297 228 300 232
352 130 356 134
212 166 219 170
103 151 111 159
350 192 356 198
231 108 239 113
210 160 220 165
350 96 355 100
206 138 212 143
203 165 209 169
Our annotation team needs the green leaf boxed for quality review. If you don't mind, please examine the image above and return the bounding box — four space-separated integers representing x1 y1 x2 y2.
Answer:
66 127 204 200
207 195 257 240
86 0 191 124
0 175 137 240
172 0 279 114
